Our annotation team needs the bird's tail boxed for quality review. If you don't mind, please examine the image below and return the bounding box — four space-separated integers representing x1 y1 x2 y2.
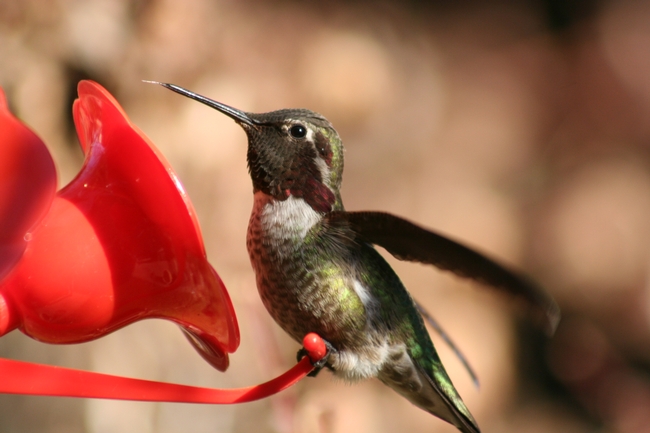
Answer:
379 354 480 433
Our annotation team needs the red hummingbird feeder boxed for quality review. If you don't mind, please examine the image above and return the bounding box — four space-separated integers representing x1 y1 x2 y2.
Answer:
0 80 325 404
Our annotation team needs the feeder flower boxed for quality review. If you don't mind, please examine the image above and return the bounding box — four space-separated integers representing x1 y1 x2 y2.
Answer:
0 81 239 371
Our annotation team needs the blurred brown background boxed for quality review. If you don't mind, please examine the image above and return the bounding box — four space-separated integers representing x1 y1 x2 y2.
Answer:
2 0 650 432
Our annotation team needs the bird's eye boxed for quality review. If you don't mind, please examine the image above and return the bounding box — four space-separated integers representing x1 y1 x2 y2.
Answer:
289 124 307 139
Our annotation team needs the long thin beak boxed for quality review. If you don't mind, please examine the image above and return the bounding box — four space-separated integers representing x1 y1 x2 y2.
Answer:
144 80 257 127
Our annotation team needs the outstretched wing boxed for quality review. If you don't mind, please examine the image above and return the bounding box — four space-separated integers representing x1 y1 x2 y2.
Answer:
327 211 560 335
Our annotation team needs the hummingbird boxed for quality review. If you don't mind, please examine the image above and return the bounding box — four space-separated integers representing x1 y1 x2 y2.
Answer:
151 81 560 433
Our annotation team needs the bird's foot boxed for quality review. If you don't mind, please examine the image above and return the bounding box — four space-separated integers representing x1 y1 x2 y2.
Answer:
297 334 337 377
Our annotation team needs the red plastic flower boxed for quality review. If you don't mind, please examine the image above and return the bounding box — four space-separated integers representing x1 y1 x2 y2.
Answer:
0 80 239 371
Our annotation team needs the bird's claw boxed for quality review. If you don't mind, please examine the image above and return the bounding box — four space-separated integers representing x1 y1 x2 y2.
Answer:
297 337 336 377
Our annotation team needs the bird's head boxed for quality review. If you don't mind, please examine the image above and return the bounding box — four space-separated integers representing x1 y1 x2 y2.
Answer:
156 83 344 213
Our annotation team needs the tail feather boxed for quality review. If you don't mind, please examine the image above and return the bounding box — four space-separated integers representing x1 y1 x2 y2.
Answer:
378 351 480 433
418 365 480 433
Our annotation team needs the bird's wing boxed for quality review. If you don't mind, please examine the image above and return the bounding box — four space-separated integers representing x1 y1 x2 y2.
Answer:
327 211 560 335
415 300 479 388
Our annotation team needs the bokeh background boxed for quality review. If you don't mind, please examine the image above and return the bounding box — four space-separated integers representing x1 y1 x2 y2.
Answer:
2 0 650 432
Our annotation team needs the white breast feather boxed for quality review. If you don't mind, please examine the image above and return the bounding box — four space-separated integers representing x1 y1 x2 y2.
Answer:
259 194 320 237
